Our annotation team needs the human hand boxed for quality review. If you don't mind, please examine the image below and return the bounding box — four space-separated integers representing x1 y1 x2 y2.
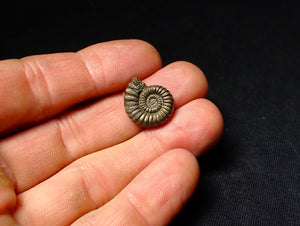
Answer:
0 40 223 225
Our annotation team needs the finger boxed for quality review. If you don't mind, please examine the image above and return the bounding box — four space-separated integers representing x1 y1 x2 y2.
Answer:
0 214 17 226
0 39 162 135
0 169 16 213
13 99 223 225
72 149 200 226
1 61 208 192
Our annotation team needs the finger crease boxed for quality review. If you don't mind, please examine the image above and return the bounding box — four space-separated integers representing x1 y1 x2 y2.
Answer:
54 117 89 163
21 59 53 119
76 51 106 94
77 162 111 209
124 192 152 226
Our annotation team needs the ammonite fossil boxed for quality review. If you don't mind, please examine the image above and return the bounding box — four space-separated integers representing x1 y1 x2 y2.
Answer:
124 77 174 128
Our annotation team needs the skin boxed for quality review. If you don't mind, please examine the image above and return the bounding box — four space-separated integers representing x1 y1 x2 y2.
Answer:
0 40 223 225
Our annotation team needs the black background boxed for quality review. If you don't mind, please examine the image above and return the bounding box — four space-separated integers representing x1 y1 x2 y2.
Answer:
1 0 299 225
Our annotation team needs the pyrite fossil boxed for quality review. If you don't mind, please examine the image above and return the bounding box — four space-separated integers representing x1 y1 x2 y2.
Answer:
124 77 174 128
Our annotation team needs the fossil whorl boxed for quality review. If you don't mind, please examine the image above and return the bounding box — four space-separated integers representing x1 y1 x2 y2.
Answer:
124 77 174 128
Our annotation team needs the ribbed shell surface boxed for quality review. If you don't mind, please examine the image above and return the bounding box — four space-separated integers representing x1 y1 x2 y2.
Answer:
124 77 174 128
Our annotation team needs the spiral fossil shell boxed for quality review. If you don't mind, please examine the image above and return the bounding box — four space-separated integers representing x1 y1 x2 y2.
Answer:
124 77 174 128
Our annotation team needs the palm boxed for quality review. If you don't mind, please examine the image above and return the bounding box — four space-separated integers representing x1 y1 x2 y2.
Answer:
0 40 223 225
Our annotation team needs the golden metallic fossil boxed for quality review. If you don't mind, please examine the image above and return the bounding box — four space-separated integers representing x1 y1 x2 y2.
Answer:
124 77 174 128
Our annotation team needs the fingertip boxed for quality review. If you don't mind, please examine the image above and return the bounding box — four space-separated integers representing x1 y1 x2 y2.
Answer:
127 39 163 79
78 39 162 84
163 148 200 186
127 148 200 225
143 60 209 108
197 99 224 150
157 98 224 156
166 61 208 98
122 148 200 225
107 39 163 73
127 39 163 70
160 149 200 205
